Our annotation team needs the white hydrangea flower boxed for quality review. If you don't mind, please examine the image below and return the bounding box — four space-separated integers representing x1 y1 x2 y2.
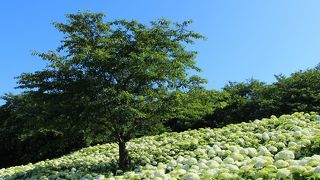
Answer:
274 160 289 168
206 160 220 168
229 152 244 161
71 168 76 173
187 157 197 165
293 126 302 131
301 139 311 146
265 165 277 171
213 157 223 163
198 162 207 169
288 142 297 147
274 139 285 147
256 133 263 139
314 166 320 174
258 146 272 156
298 159 310 166
182 173 200 180
239 148 248 155
311 155 320 162
177 156 185 163
236 138 245 145
195 148 206 155
224 164 239 172
247 148 257 157
288 165 306 174
168 160 177 167
262 132 270 141
207 149 216 158
267 146 278 154
294 131 302 138
229 145 238 152
276 169 291 179
154 169 165 177
212 145 221 152
182 164 190 170
286 160 298 166
219 172 238 179
254 158 268 169
223 157 234 164
217 150 224 157
202 169 218 178
175 169 187 176
275 150 295 160
190 165 199 170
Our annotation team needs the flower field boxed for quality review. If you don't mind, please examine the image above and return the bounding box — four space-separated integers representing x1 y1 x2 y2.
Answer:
1 112 320 179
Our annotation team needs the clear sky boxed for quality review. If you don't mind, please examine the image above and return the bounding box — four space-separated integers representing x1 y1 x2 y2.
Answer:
1 0 320 104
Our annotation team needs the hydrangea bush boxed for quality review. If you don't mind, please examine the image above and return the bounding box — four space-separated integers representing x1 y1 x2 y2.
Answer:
1 112 320 179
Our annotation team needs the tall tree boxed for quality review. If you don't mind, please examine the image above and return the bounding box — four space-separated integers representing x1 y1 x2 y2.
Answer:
165 89 228 131
206 79 266 127
0 93 87 168
17 12 206 170
268 66 320 115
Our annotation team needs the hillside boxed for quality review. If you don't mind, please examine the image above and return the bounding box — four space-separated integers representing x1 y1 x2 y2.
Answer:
1 112 320 179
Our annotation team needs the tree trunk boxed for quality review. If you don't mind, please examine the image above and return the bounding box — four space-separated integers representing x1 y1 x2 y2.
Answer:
118 139 128 170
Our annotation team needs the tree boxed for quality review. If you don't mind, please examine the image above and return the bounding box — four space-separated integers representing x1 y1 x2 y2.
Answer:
267 66 320 115
165 89 228 131
206 79 266 127
205 64 320 128
0 93 87 168
17 12 206 170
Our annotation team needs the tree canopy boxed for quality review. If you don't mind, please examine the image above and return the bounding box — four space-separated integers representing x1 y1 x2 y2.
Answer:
17 11 206 169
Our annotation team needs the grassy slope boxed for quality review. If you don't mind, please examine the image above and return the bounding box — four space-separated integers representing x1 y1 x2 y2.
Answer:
1 112 320 179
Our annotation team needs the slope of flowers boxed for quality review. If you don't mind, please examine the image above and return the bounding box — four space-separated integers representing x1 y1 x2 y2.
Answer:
1 112 320 179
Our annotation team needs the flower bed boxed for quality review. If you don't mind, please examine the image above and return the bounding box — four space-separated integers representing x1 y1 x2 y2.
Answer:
1 112 320 179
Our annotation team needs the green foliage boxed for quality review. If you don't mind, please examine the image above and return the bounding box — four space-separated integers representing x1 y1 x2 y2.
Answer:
206 65 320 127
16 11 206 169
166 90 228 131
301 131 320 157
1 113 320 179
269 67 320 115
0 93 88 168
205 79 266 127
311 132 320 153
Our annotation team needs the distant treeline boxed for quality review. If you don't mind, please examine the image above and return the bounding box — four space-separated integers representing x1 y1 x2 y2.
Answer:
1 64 320 168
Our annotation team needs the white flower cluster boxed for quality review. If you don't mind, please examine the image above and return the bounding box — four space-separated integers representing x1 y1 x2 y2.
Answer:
1 112 320 179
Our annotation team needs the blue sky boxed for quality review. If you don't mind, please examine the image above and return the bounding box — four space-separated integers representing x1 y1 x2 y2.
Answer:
1 0 320 104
